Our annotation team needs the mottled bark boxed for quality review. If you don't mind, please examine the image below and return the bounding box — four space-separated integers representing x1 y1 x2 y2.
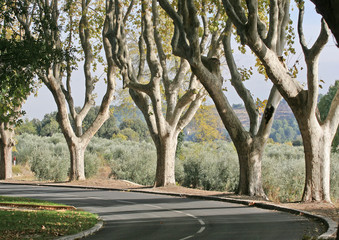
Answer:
0 123 14 180
235 138 265 196
222 0 339 202
158 0 285 197
298 116 332 202
154 133 178 186
18 0 116 181
109 0 205 186
67 139 87 181
0 143 12 180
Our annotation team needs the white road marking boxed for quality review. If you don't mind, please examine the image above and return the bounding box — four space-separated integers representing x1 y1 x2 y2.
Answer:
114 200 206 239
87 196 102 200
198 219 205 225
116 200 135 204
144 204 162 209
142 203 206 238
179 235 194 240
197 226 206 234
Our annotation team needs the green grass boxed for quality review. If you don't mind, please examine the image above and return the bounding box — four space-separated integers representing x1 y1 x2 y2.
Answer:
0 196 98 240
0 196 68 207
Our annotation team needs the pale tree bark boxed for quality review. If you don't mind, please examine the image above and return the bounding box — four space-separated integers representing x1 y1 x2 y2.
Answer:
17 0 116 181
0 123 14 180
222 0 339 202
107 0 206 186
158 0 286 197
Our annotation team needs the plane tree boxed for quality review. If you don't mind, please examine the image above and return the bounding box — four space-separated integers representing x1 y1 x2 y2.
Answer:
105 0 206 186
157 0 292 197
221 0 339 202
13 0 116 180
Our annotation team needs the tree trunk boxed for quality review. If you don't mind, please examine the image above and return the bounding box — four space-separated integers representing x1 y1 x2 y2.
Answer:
154 133 177 187
300 120 331 202
0 141 12 180
235 139 266 197
66 138 87 181
0 124 14 180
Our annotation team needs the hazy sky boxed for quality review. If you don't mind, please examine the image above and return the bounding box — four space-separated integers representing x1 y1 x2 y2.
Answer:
22 1 339 120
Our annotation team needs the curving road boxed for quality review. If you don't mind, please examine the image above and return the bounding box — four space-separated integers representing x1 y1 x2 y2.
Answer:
0 184 323 240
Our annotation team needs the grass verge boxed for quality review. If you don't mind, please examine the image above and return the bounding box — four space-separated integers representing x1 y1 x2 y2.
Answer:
0 196 98 240
0 196 68 207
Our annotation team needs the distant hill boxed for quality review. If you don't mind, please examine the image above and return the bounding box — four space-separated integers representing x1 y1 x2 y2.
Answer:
233 99 295 129
185 99 300 143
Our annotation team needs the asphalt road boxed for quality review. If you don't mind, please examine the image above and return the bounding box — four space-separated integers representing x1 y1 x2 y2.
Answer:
0 184 324 240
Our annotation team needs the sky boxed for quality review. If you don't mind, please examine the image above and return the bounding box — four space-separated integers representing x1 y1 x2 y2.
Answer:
22 1 339 120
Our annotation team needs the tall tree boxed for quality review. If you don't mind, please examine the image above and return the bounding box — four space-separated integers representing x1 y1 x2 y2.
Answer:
221 0 339 202
0 1 43 179
158 0 285 197
13 0 116 180
107 0 206 186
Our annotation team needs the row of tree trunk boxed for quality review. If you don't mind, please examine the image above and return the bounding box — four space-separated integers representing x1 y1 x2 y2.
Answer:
1 0 338 204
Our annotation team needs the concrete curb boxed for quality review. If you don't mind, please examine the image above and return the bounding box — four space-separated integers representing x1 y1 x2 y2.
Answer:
1 181 337 239
55 220 103 240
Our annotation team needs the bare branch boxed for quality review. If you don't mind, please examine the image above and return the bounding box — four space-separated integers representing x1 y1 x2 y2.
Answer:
246 0 259 41
222 20 259 135
176 88 206 134
137 34 146 81
123 0 135 24
199 0 209 54
80 0 95 106
157 0 190 57
266 0 279 51
142 0 162 82
297 1 308 53
276 0 290 55
309 19 330 59
221 0 247 29
299 2 330 118
152 0 169 87
256 86 282 140
185 0 201 63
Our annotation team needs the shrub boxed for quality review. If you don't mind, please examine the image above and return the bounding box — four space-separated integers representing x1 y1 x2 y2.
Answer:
120 128 140 142
262 144 305 202
107 140 156 185
263 144 339 202
177 141 239 192
14 133 42 164
16 134 100 181
84 151 101 178
30 146 70 182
